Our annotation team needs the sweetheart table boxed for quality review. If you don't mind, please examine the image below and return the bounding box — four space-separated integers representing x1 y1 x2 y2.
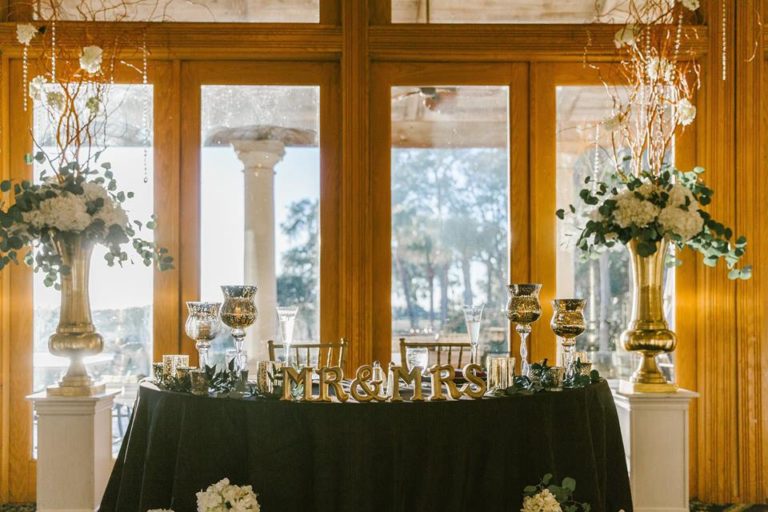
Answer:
100 380 632 512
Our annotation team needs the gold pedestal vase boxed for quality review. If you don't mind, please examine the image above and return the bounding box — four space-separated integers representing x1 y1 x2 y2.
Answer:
619 239 678 394
47 232 105 396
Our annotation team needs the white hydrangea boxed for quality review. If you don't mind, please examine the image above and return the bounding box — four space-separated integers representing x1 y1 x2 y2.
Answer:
16 24 38 45
82 181 110 203
196 478 260 512
613 191 660 229
667 183 695 208
659 205 704 241
646 56 675 83
614 24 637 48
521 489 563 512
681 0 700 11
29 76 46 101
95 201 129 229
80 45 103 74
677 98 696 126
35 194 92 232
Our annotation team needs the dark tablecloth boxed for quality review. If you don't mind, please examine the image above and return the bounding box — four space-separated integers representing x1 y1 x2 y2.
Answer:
100 381 631 512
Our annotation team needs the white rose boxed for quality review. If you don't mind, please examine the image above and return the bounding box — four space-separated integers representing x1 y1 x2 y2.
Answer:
613 191 660 229
659 205 704 241
614 24 637 48
196 490 224 512
677 98 696 126
16 24 38 45
521 489 562 512
80 46 103 74
681 0 700 10
29 76 46 101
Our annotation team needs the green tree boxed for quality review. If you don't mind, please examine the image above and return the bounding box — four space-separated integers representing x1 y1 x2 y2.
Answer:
277 198 319 340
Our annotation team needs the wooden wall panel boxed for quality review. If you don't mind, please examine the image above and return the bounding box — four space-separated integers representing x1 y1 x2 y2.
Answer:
734 0 767 503
696 0 740 502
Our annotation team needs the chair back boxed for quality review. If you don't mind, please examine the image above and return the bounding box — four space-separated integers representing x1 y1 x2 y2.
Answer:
267 338 347 368
399 337 472 372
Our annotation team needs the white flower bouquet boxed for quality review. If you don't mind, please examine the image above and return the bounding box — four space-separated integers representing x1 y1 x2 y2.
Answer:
196 478 261 512
557 168 750 279
0 164 172 287
522 474 590 512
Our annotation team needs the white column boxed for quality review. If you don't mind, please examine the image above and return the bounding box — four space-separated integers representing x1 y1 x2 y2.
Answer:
28 390 118 512
612 388 698 512
229 139 286 364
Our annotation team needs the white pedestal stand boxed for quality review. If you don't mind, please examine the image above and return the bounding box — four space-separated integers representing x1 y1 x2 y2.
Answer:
612 388 698 512
27 390 119 512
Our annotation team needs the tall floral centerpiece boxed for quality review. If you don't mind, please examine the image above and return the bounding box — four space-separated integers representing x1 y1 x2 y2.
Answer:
0 18 171 395
558 0 750 393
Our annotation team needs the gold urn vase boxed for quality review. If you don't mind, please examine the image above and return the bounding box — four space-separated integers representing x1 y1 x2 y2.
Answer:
47 232 105 396
619 239 678 393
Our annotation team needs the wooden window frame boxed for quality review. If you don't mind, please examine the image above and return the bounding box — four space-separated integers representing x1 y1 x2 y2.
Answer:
370 62 529 365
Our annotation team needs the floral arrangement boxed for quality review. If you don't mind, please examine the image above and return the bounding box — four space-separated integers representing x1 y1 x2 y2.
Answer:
559 0 750 279
557 168 750 279
522 474 591 512
0 18 172 285
196 478 261 512
145 478 261 512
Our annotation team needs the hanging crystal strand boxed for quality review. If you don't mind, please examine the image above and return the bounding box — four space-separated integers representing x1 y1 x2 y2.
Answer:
22 45 29 112
51 19 57 83
142 36 150 184
673 11 683 64
592 123 601 182
721 0 727 81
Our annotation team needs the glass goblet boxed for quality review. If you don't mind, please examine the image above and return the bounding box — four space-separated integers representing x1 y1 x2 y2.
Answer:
550 299 586 378
506 284 542 377
276 305 299 367
185 301 221 370
462 303 484 365
220 285 258 372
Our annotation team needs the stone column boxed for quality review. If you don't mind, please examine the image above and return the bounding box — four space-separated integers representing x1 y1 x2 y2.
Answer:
229 139 286 364
28 390 118 512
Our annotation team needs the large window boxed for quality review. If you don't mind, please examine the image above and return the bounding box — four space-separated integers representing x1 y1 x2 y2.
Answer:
389 85 510 363
392 0 631 24
199 85 321 366
33 0 319 22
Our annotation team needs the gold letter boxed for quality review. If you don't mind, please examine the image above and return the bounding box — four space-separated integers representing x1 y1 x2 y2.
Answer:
429 364 461 401
280 366 315 401
318 366 348 402
460 363 486 399
388 364 424 402
350 365 387 402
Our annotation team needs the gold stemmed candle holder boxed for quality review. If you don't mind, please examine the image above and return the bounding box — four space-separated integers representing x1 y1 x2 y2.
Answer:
220 285 258 372
550 299 587 378
506 284 542 377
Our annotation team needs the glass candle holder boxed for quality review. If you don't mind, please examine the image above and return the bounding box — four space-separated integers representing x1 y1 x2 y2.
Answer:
487 356 516 391
506 284 542 377
152 362 165 382
220 285 258 372
190 369 209 396
550 299 586 378
185 301 221 370
163 355 189 378
255 360 282 395
547 366 566 391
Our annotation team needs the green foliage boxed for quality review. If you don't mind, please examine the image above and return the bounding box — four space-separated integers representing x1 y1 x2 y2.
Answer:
494 359 603 396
